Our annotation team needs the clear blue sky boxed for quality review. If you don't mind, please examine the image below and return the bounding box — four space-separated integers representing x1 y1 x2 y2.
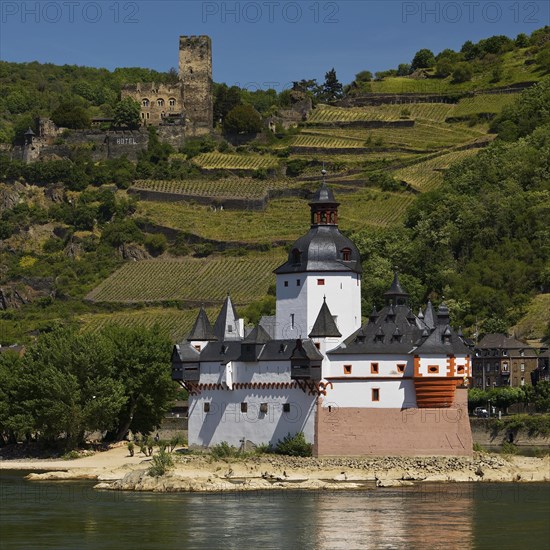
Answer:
1 1 548 90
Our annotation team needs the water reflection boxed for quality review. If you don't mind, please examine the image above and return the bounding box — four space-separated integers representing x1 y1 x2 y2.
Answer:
311 485 473 550
1 473 548 550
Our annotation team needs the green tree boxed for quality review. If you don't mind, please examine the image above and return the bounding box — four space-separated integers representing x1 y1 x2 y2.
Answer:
223 104 263 134
355 70 373 83
113 97 141 129
396 63 411 76
51 102 91 129
101 325 176 440
411 49 436 70
213 84 242 123
321 68 344 102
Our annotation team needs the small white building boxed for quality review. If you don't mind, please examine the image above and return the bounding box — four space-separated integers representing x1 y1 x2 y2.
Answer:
172 180 473 456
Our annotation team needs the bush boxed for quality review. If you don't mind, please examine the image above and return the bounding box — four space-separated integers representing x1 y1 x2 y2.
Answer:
148 448 174 477
452 63 473 83
500 441 518 455
210 441 238 459
275 432 312 457
144 233 168 256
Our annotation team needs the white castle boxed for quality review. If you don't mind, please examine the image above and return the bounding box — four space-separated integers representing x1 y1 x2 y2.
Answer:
172 179 473 456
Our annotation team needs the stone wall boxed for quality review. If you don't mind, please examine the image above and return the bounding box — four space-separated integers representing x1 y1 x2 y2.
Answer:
471 418 550 448
314 388 473 457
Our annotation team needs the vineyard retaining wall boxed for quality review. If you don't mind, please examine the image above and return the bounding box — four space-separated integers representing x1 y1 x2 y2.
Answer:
305 120 415 129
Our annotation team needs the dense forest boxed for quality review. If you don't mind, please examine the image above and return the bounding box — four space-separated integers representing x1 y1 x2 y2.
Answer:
351 77 550 334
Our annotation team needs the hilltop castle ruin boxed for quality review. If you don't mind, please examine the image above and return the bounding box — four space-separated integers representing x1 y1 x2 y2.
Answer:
121 35 213 136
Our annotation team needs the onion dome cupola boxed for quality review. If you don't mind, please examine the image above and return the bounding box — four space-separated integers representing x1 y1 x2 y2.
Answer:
274 175 362 275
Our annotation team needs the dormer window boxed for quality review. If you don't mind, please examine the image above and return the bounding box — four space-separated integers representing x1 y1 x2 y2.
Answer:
342 248 351 261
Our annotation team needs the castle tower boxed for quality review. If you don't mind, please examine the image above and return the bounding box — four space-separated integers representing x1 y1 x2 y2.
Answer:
274 176 362 343
179 35 213 135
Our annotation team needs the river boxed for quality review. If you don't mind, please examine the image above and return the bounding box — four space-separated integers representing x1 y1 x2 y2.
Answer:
0 472 549 549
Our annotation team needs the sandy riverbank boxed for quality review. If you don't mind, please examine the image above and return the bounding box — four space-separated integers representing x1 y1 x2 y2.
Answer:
2 446 549 492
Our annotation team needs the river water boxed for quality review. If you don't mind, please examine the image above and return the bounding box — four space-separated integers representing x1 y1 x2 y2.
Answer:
0 472 549 549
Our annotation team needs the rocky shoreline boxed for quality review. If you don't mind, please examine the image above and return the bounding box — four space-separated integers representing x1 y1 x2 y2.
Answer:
17 452 550 493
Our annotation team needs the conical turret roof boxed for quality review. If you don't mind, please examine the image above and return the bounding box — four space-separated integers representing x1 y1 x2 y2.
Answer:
309 298 342 338
213 295 241 341
187 307 216 341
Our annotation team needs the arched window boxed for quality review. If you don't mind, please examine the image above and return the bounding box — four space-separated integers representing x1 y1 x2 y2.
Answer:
342 248 351 261
157 98 165 107
142 98 149 107
169 98 176 106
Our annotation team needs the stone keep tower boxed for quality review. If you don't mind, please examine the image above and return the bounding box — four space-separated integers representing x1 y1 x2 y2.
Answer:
179 35 213 135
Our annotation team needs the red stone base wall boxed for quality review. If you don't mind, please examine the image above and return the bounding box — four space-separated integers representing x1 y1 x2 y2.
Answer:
314 388 473 457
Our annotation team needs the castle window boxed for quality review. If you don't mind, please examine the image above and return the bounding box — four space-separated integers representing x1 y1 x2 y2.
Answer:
296 279 301 286
428 365 439 374
284 281 288 287
344 365 352 375
146 112 150 119
204 403 210 413
141 112 145 119
291 314 295 330
371 362 379 374
194 345 201 351
397 364 405 373
342 248 351 261
169 98 176 106
457 365 464 374
314 342 320 350
283 403 291 413
227 325 233 333
241 402 248 413
317 279 325 286
157 98 165 107
260 403 268 414
520 363 525 372
142 98 149 107
372 388 380 402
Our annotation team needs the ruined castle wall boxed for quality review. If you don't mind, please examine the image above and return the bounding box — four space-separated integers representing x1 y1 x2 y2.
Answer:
179 35 213 136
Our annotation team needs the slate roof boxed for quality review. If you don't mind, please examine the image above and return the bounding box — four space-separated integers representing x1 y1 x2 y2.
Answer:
213 295 241 341
476 334 535 350
259 315 277 339
414 322 471 355
384 271 408 303
243 324 272 344
423 301 436 330
274 225 362 274
308 181 338 205
290 339 324 361
309 298 342 338
187 307 217 341
172 343 201 363
329 304 426 355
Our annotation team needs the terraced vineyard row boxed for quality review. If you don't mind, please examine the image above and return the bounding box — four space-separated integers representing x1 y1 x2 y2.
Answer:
338 188 417 228
395 148 481 192
301 122 484 150
80 307 219 343
86 253 286 304
132 178 290 199
192 152 279 170
308 103 455 123
452 93 520 117
292 134 367 149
